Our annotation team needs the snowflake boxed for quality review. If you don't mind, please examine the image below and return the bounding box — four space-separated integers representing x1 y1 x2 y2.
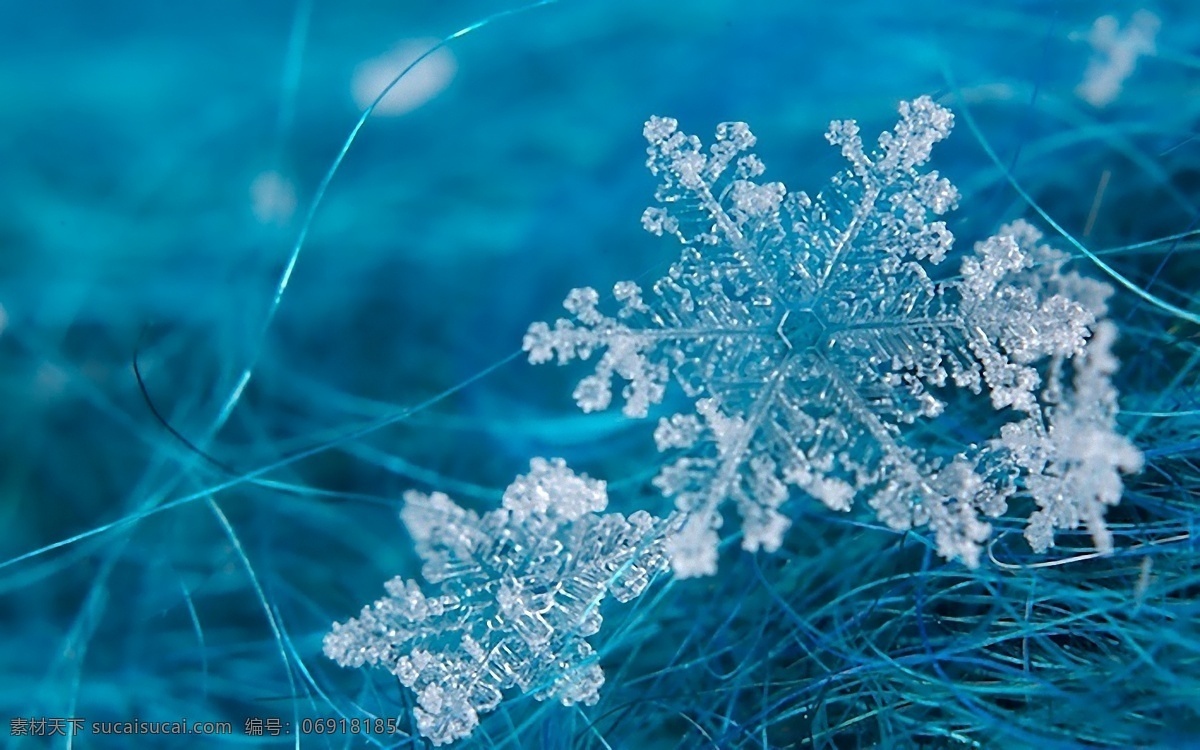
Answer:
525 97 1135 576
998 320 1144 555
1076 10 1160 108
323 458 674 746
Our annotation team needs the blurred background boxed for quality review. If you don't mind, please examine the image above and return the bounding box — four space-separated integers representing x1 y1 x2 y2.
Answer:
1 0 1198 747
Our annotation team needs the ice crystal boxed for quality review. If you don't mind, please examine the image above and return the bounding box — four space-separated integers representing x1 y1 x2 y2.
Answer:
525 97 1138 576
323 458 674 745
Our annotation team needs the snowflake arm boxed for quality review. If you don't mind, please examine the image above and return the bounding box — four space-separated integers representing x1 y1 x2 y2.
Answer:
957 223 1098 413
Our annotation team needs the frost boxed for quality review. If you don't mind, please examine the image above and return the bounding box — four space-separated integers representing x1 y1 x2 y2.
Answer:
323 458 674 746
525 97 1139 576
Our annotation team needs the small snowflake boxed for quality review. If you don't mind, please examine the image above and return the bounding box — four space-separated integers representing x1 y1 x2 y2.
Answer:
998 321 1144 554
323 458 674 745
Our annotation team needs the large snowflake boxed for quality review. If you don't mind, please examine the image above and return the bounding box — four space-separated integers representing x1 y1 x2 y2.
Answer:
323 458 673 745
525 97 1134 576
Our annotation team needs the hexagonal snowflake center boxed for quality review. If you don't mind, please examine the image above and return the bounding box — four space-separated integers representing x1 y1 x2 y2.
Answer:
776 307 827 351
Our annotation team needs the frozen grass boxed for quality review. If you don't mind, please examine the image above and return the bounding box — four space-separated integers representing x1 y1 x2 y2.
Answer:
0 0 1197 747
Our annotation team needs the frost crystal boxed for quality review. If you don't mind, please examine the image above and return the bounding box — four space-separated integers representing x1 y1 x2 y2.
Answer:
525 97 1140 576
323 458 674 745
